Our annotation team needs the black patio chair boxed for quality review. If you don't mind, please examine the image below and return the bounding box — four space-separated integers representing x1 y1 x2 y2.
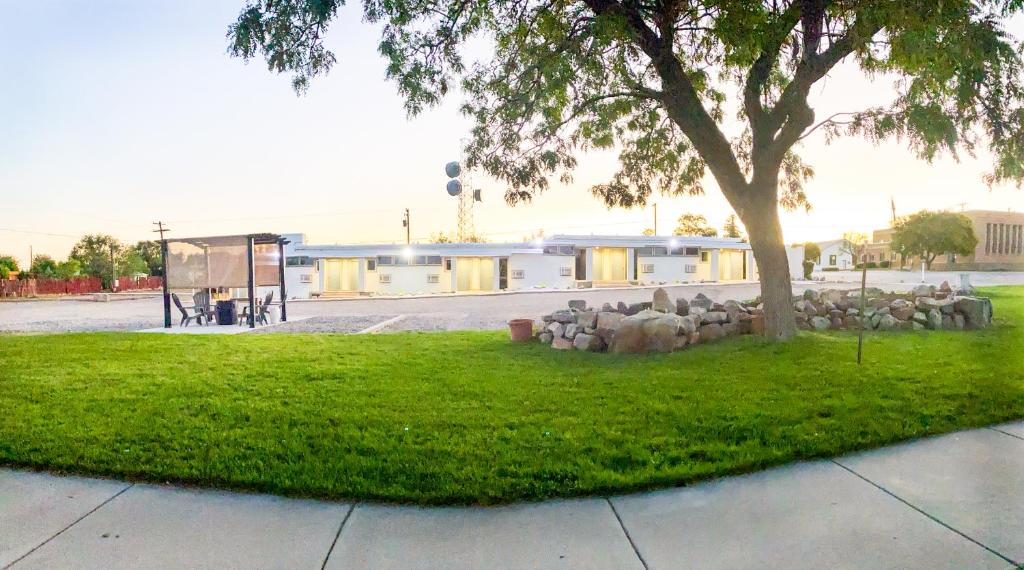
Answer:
239 290 275 326
171 293 205 327
193 291 216 325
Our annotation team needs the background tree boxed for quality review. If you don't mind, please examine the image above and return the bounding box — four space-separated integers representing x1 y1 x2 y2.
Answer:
29 255 59 278
673 214 718 237
55 259 82 280
722 214 745 239
892 211 979 270
0 255 18 280
118 252 151 276
803 242 821 263
130 241 164 277
430 232 453 243
641 228 655 236
69 234 121 289
229 0 1024 340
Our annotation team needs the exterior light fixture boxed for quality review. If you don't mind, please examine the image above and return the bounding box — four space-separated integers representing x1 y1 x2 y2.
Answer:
402 247 414 259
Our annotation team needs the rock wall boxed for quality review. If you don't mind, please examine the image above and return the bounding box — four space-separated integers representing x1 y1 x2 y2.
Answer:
535 283 994 354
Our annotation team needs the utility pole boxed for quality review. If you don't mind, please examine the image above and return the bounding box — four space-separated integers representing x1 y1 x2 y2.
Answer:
402 209 410 244
652 203 658 235
152 221 170 241
29 245 33 271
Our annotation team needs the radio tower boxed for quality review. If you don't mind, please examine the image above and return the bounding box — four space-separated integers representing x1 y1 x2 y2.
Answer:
446 158 481 242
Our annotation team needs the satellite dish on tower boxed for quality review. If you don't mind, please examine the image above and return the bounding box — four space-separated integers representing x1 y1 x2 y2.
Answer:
446 179 463 196
445 161 462 178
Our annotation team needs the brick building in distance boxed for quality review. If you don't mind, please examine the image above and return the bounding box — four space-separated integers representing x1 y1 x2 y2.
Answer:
866 210 1024 271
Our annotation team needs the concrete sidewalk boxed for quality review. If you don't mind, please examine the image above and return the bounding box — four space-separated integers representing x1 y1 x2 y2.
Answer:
2 423 1022 569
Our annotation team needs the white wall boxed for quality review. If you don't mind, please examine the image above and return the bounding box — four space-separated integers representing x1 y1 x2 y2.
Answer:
787 245 805 279
635 255 700 284
819 243 852 269
373 264 449 295
508 254 575 290
284 265 317 299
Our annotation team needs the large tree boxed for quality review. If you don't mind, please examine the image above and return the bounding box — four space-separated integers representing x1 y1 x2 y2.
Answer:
229 0 1024 339
892 210 979 269
69 234 121 289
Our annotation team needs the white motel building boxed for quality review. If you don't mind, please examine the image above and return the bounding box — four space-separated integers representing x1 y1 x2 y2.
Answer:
280 233 804 299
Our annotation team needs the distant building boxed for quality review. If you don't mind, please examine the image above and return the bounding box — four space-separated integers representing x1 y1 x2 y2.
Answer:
281 233 758 298
814 239 854 270
868 210 1024 271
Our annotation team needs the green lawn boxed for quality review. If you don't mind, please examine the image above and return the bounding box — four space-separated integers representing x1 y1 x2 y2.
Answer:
1 287 1022 505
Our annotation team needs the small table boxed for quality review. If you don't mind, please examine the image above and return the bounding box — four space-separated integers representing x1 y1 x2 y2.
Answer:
215 300 238 325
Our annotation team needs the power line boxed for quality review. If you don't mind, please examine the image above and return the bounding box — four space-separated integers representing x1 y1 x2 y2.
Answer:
0 227 80 238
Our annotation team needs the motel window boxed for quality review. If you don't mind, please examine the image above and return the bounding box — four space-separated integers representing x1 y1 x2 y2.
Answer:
444 258 453 271
641 263 655 274
635 246 668 256
700 251 709 262
559 267 572 277
366 259 376 271
377 256 396 266
829 254 837 265
286 256 314 267
542 245 574 255
684 247 700 256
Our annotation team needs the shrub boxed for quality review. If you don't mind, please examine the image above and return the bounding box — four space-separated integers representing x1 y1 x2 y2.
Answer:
801 260 814 279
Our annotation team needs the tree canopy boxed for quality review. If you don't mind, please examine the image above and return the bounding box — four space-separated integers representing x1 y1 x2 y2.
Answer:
0 255 18 280
892 210 979 269
802 241 821 262
673 213 717 237
722 214 745 239
228 0 1024 340
29 255 59 278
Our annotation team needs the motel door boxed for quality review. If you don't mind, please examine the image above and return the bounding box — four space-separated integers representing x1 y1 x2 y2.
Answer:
324 259 359 292
593 247 628 282
498 258 508 290
456 257 495 291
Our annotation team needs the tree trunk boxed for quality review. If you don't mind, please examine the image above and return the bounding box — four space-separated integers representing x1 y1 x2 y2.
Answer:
734 191 798 341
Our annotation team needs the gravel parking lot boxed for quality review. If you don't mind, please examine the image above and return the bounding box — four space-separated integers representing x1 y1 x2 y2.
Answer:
2 270 1021 334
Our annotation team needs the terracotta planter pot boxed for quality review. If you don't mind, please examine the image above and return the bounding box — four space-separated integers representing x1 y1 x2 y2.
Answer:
508 319 534 342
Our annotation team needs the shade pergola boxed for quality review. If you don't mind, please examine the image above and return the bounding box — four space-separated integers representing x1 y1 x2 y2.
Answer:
161 233 288 328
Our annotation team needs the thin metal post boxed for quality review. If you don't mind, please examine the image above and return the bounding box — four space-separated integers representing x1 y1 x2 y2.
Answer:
161 240 171 328
856 247 868 365
278 240 287 322
246 236 256 329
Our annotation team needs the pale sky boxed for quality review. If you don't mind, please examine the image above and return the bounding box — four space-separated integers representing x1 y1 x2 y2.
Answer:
2 1 1023 266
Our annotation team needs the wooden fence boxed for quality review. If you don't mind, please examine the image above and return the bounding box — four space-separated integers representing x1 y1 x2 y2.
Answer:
0 276 162 297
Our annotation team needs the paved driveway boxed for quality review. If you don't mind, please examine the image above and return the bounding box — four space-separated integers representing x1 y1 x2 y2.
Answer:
2 423 1022 569
2 270 1022 333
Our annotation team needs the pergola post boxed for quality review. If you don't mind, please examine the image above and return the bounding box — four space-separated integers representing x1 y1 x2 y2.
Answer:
278 239 288 322
246 236 256 329
161 239 171 328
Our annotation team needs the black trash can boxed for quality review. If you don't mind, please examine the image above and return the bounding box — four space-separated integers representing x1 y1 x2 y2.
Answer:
215 300 237 325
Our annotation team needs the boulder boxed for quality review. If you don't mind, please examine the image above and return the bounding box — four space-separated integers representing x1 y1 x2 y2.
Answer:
691 293 713 311
551 309 576 324
927 309 943 330
546 322 565 337
576 310 598 329
939 280 952 293
912 311 928 325
941 315 955 330
953 297 993 329
679 315 699 336
689 306 708 319
617 301 629 313
551 336 574 350
673 335 689 350
749 314 765 336
608 310 663 354
870 313 883 329
953 314 965 330
573 333 605 352
538 332 554 344
567 299 587 311
601 302 616 312
803 289 819 302
846 308 860 317
916 297 953 314
863 307 877 319
890 302 915 321
721 322 739 336
698 323 726 341
702 311 729 325
820 289 845 304
675 297 690 316
843 316 862 330
564 323 580 339
595 311 624 342
800 300 818 315
652 288 675 313
877 314 899 331
912 321 925 331
687 331 701 345
642 313 688 352
831 317 844 330
911 283 936 298
810 316 831 331
541 314 554 323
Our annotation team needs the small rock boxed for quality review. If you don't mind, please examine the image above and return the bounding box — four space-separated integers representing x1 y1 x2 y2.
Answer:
601 302 615 312
698 323 725 341
575 310 597 329
675 297 690 316
691 293 713 311
546 322 565 337
911 283 936 298
702 311 729 325
538 332 553 344
803 289 818 302
877 314 899 331
953 297 993 329
567 300 587 311
573 333 605 352
551 310 575 324
810 316 831 331
927 309 943 330
564 323 580 339
551 336 574 350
